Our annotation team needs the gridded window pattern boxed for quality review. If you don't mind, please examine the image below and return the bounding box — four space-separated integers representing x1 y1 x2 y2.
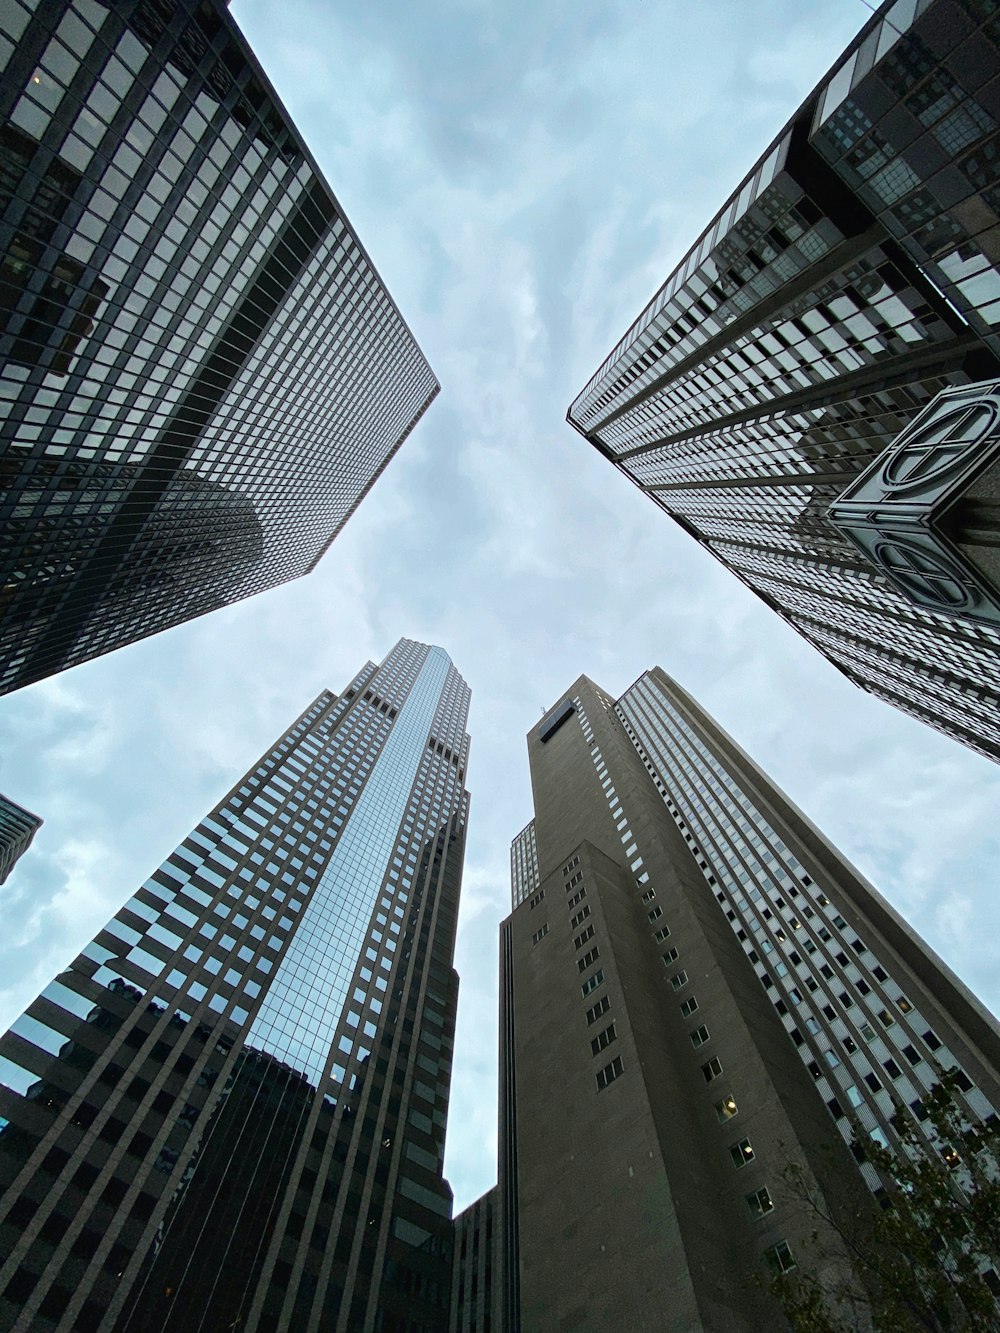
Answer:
0 790 41 882
581 969 605 998
567 2 1000 763
590 1022 617 1057
618 668 998 1193
0 0 439 695
595 1055 624 1090
510 819 540 909
0 637 469 1331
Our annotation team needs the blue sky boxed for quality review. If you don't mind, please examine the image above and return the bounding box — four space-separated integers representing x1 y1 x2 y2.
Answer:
1 0 999 1214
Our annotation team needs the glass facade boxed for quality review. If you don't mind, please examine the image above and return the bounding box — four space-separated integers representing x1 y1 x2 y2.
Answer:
499 666 1000 1327
0 638 470 1333
508 820 538 910
0 792 41 884
0 0 439 693
567 0 1000 762
616 670 999 1182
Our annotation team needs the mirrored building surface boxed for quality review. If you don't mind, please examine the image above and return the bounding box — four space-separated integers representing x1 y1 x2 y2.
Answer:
567 0 1000 762
498 670 1000 1329
0 0 439 694
0 638 469 1332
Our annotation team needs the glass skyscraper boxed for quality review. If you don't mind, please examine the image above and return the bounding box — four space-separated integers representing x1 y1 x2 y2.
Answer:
567 0 1000 762
0 638 470 1333
495 668 1000 1329
0 0 439 694
0 793 41 885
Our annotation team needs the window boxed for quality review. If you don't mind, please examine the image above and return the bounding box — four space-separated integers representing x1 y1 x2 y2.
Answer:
679 996 699 1017
690 1025 710 1048
641 888 656 902
661 947 679 965
702 1056 723 1082
596 1055 623 1090
746 1187 774 1218
531 925 548 945
568 888 587 909
765 1241 796 1275
581 969 605 998
577 947 600 972
670 970 688 991
654 926 671 943
715 1094 738 1123
573 925 595 949
647 906 663 921
586 995 610 1025
570 906 590 929
730 1138 754 1168
590 1023 617 1056
529 890 544 910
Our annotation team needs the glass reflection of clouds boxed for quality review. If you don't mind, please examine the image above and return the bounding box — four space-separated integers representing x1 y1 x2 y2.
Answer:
246 647 451 1083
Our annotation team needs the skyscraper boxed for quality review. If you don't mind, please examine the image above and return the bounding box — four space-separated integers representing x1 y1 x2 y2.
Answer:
567 0 1000 762
0 794 41 885
0 0 439 694
0 638 469 1333
498 669 1000 1329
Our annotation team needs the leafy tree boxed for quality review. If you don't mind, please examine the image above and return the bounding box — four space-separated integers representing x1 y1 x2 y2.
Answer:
772 1070 1000 1332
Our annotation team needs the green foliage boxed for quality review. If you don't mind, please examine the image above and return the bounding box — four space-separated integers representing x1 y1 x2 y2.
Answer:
773 1071 1000 1333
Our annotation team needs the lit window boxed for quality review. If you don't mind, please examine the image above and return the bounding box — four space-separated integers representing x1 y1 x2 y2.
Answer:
715 1094 738 1123
746 1187 774 1218
730 1138 754 1168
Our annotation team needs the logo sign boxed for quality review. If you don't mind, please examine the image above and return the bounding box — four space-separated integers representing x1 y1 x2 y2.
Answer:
828 379 1000 629
871 538 975 611
879 398 999 497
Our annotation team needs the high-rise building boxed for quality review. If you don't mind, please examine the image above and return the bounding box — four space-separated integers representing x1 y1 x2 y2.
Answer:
0 638 469 1333
0 0 439 694
499 669 1000 1329
567 0 1000 762
0 794 41 884
448 1186 498 1333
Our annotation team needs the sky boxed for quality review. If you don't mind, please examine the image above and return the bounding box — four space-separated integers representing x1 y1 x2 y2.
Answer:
2 0 999 1215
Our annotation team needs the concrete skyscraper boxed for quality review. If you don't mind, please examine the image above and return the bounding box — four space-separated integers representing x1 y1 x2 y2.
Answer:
0 638 469 1333
497 670 1000 1330
567 0 1000 762
0 0 438 694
